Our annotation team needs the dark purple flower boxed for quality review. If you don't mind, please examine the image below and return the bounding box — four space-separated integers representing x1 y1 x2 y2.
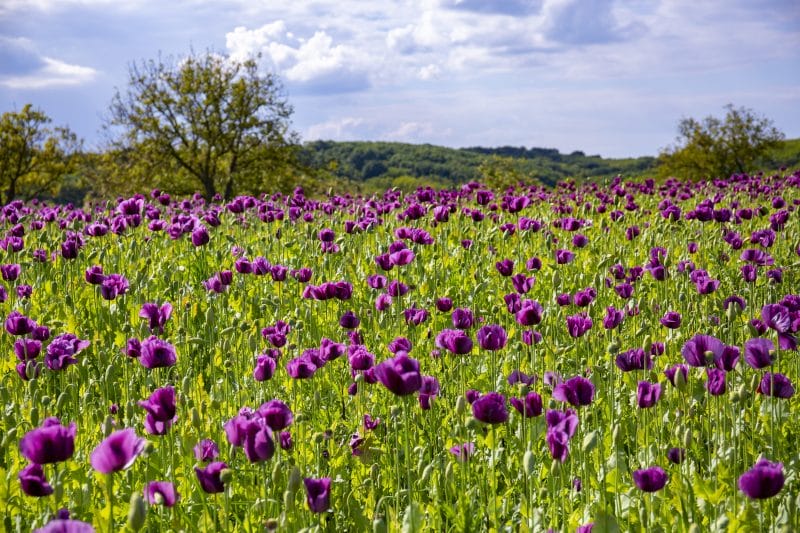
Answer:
555 249 575 264
195 462 228 493
279 431 292 450
603 306 625 330
507 370 537 386
304 477 332 513
714 345 740 372
388 337 412 354
664 364 689 389
667 447 686 464
5 310 35 336
241 418 275 463
139 302 172 333
681 334 724 367
552 376 595 407
477 324 507 351
253 354 277 381
124 338 142 358
632 467 668 492
257 399 293 431
636 381 662 408
45 334 90 371
472 392 508 424
511 274 535 294
139 336 177 369
144 481 179 507
19 463 53 497
566 313 593 338
14 338 41 361
390 248 415 267
495 259 514 276
339 310 360 329
660 311 681 329
744 338 774 369
90 428 145 473
194 439 219 462
374 354 422 396
757 372 795 399
100 273 129 300
510 392 543 417
739 459 784 499
286 356 317 379
515 300 543 326
435 297 453 312
84 265 105 285
33 519 94 533
138 387 177 435
705 368 726 396
191 226 210 247
418 375 440 409
452 308 475 329
449 442 475 462
615 348 652 372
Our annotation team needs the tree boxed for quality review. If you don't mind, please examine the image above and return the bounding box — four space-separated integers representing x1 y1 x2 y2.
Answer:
106 51 300 199
0 104 81 204
658 104 784 180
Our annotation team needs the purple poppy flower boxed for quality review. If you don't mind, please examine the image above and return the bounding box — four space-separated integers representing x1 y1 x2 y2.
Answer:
253 354 277 381
304 477 331 513
603 306 625 330
84 265 105 285
555 249 575 264
257 400 293 431
279 431 292 450
338 310 360 329
547 429 570 462
194 439 219 462
19 417 76 465
452 308 475 329
403 306 429 326
90 428 145 474
757 373 795 399
33 519 95 533
144 481 179 507
374 354 422 396
515 300 543 326
449 442 476 462
614 348 652 372
419 375 440 410
139 302 172 333
139 336 177 369
566 313 593 338
124 338 142 358
681 334 725 367
388 337 412 355
472 392 508 424
241 418 275 463
714 345 740 372
31 325 50 341
100 274 129 300
477 324 507 351
286 355 318 379
5 310 35 336
667 448 686 464
138 387 177 435
507 370 537 386
19 463 53 497
744 338 774 369
660 311 682 329
45 334 90 371
552 376 595 407
291 267 312 283
195 462 228 493
664 364 689 389
14 338 41 361
636 381 662 408
739 459 784 499
435 329 474 355
705 368 726 396
632 467 668 492
235 257 253 274
511 274 535 294
390 248 415 266
510 392 543 417
191 226 210 246
495 259 514 276
435 297 453 312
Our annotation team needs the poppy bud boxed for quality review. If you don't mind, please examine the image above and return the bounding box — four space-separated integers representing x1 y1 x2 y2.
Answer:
455 395 466 415
373 517 388 533
127 492 146 531
582 430 599 453
421 464 434 484
288 466 302 494
219 468 233 484
607 341 620 355
642 335 652 355
523 450 536 475
283 490 294 512
683 428 692 448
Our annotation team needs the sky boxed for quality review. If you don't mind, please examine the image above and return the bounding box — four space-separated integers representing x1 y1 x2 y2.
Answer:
1 0 799 158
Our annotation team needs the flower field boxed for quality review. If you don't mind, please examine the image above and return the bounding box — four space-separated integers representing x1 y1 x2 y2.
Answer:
1 172 799 532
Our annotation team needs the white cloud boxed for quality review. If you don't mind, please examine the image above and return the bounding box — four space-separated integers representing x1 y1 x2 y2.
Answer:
226 22 372 93
305 117 366 140
0 42 97 90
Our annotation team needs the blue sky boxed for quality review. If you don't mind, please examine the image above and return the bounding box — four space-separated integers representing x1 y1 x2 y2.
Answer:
1 0 798 157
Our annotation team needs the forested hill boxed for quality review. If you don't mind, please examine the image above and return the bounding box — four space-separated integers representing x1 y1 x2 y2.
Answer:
299 140 658 189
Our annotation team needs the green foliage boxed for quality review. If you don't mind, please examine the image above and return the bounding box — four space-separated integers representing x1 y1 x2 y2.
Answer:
0 104 81 204
657 104 785 180
105 51 300 199
300 140 658 188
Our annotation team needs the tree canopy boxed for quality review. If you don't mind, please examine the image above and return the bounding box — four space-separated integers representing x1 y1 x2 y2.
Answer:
658 104 785 180
0 104 81 204
105 51 300 200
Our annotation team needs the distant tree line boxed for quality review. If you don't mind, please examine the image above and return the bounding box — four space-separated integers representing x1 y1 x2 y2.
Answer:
0 49 797 204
